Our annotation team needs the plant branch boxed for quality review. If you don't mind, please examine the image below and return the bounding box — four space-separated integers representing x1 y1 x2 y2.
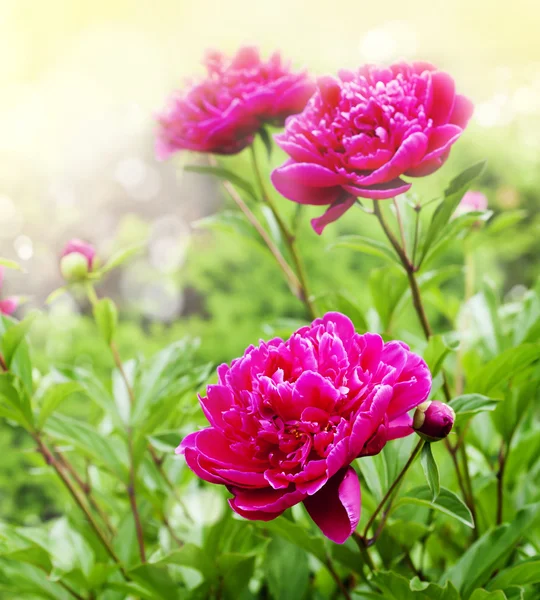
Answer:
362 439 424 540
215 168 302 298
392 198 408 259
324 556 352 600
33 434 127 579
55 449 116 536
372 200 480 524
249 145 317 320
127 431 146 563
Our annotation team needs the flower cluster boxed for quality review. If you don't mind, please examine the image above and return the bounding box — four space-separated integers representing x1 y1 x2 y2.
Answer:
156 47 315 158
272 63 473 233
178 312 431 543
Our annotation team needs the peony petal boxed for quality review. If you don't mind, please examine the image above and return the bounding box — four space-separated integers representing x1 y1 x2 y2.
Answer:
450 94 474 128
198 385 234 429
303 466 360 543
343 177 412 200
271 162 344 206
423 125 462 161
404 151 449 177
387 413 414 440
274 136 322 163
429 71 456 125
311 196 356 234
349 132 428 187
348 385 393 457
229 486 305 513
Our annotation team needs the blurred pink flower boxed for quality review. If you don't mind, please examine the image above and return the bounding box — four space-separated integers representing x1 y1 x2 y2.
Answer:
156 47 315 158
61 239 96 270
271 62 474 233
177 312 431 543
0 267 19 316
454 190 488 217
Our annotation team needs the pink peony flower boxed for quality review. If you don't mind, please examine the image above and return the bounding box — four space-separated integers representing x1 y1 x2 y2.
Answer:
177 312 431 543
454 190 488 217
0 267 19 316
156 47 315 159
271 62 474 234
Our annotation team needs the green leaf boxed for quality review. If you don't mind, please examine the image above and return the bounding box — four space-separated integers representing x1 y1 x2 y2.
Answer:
92 298 118 345
0 372 33 430
193 211 263 246
369 266 408 330
150 544 215 580
0 258 22 271
420 443 440 501
45 414 127 478
45 286 68 305
262 515 327 563
374 571 460 600
314 291 368 332
469 344 540 396
488 559 540 591
38 382 86 429
265 536 309 600
423 333 459 377
420 160 486 263
487 209 526 234
258 127 273 159
449 393 501 425
100 243 145 274
185 164 257 200
128 564 180 600
0 310 39 368
217 552 256 600
469 590 508 600
330 235 401 266
396 486 474 528
441 503 539 598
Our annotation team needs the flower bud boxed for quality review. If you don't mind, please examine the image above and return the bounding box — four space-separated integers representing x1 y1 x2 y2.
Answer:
413 400 455 442
60 252 90 283
453 191 488 218
60 239 96 283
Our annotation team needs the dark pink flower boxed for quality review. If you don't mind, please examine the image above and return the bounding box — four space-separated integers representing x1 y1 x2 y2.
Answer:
413 400 455 442
271 62 474 234
156 47 315 158
177 312 431 543
0 267 18 316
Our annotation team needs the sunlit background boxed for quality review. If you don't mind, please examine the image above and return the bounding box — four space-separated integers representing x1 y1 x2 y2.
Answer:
1 0 539 323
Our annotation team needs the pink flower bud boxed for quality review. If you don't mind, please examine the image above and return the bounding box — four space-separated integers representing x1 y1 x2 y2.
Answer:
0 267 19 316
413 400 455 442
60 239 96 282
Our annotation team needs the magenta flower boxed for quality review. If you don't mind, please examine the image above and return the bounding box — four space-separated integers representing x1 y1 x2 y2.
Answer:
271 62 474 234
156 47 315 159
0 267 18 316
413 400 455 442
177 312 431 543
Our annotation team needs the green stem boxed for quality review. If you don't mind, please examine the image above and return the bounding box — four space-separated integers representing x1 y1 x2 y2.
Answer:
33 434 128 579
352 531 376 574
86 284 146 563
372 201 479 529
362 439 424 540
250 144 316 320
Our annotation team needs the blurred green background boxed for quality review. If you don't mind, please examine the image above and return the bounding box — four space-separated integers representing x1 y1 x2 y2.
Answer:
1 0 539 526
